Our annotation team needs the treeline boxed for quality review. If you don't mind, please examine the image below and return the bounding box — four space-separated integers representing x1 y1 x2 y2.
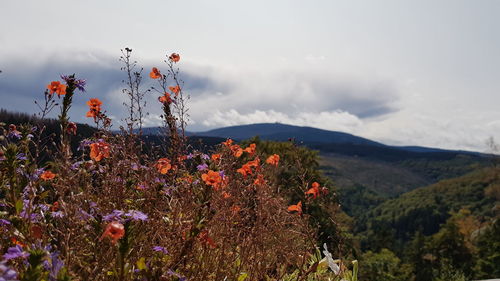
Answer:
353 167 500 280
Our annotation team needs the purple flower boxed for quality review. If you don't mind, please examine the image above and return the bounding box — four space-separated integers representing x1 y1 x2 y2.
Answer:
0 219 10 226
43 250 64 281
51 211 64 219
167 269 187 281
0 262 18 280
7 131 21 140
103 210 125 222
125 210 148 221
16 153 27 161
78 209 94 221
61 75 86 92
201 154 210 160
196 163 208 171
152 246 168 254
27 168 45 181
78 139 92 151
219 170 225 178
136 183 148 190
186 153 195 160
131 163 140 170
38 204 50 212
70 161 82 170
3 245 29 260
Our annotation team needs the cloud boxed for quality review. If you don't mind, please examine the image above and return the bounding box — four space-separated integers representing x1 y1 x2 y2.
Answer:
0 50 400 131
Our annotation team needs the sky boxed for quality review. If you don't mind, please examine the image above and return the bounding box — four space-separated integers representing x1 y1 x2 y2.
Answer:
1 0 500 152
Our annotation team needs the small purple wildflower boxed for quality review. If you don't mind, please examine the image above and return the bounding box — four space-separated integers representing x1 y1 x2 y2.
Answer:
61 75 86 92
201 154 210 160
78 139 93 151
161 187 173 196
125 210 148 222
153 246 168 254
186 153 195 160
167 269 187 281
70 161 82 170
29 168 45 181
78 209 94 221
136 183 148 190
103 210 125 222
196 163 208 171
16 153 27 161
51 211 64 219
45 250 64 281
0 262 18 281
0 219 11 226
3 245 29 260
7 131 21 140
219 170 225 178
131 163 140 170
38 204 50 212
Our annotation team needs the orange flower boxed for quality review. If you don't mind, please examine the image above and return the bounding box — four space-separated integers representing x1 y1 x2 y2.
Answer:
89 141 111 162
100 221 125 244
237 164 252 177
201 170 222 188
247 158 260 167
266 154 280 166
40 171 56 180
222 191 231 199
230 144 243 158
198 230 216 248
244 143 256 155
50 201 59 212
149 67 162 79
158 93 172 104
305 182 321 199
86 98 103 118
169 53 180 63
230 205 241 214
211 153 221 162
254 174 266 186
47 81 67 96
10 237 26 247
169 85 180 96
222 139 233 147
287 201 302 215
237 158 260 177
156 158 172 174
67 122 77 135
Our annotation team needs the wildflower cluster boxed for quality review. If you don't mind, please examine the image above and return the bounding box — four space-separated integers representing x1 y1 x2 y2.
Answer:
0 50 357 280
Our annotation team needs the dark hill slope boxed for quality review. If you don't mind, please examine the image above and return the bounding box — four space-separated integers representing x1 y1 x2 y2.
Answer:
358 167 499 248
195 123 383 146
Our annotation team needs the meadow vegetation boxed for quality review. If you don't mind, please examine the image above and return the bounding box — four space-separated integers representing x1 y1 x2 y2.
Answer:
0 50 358 280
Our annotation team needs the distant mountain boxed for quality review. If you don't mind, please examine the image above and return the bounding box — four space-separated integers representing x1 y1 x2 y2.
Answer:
193 123 383 146
187 123 492 197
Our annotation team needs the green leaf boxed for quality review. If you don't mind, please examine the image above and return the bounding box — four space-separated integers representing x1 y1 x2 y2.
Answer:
237 273 248 281
136 257 147 270
15 199 23 214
